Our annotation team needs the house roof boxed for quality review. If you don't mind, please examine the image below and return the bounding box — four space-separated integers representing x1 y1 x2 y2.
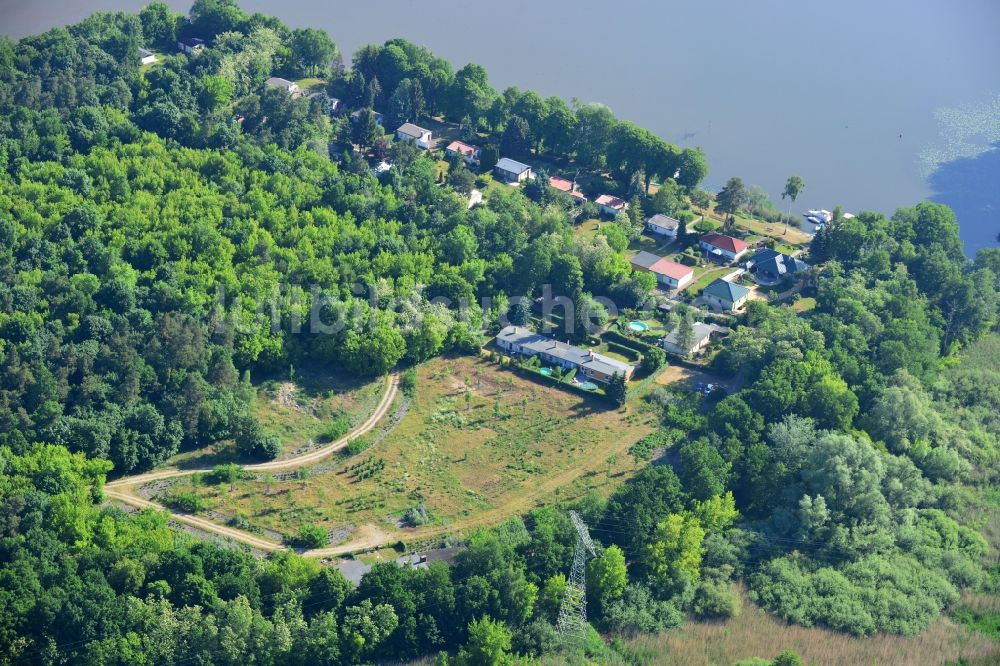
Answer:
700 232 748 254
446 140 479 157
496 326 633 376
646 214 679 230
703 278 750 302
663 322 715 350
495 157 531 174
548 176 574 192
397 123 430 138
747 248 782 264
630 252 693 280
178 37 204 47
265 77 295 88
595 194 627 209
754 254 809 277
139 48 154 58
651 259 693 280
630 251 663 271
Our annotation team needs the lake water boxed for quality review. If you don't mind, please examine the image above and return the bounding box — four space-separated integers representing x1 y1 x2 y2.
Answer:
3 0 999 254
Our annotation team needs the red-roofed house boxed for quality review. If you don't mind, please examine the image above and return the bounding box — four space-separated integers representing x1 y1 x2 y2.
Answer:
630 251 695 290
699 232 749 263
548 176 587 202
446 140 481 166
595 194 629 217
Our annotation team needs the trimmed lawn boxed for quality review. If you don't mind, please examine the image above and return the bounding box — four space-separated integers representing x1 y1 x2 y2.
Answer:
164 355 656 544
294 77 326 92
686 265 733 293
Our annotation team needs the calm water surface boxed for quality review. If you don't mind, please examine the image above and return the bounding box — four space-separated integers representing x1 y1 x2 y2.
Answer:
3 0 998 253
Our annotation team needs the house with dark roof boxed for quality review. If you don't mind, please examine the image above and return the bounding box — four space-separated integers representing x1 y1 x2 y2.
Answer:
645 214 680 238
138 48 157 65
265 77 299 95
446 140 481 166
629 251 694 290
495 326 634 383
595 194 628 217
396 123 433 149
494 158 532 184
701 278 751 312
699 232 749 263
177 37 205 55
746 249 809 284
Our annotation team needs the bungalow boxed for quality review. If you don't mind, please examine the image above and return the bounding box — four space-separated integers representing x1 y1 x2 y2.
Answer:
595 194 628 217
662 322 724 356
629 251 694 290
265 77 299 95
177 37 205 55
495 326 635 383
699 232 749 263
746 248 809 284
548 176 588 203
701 278 751 313
138 48 157 65
494 157 532 184
396 123 433 149
645 214 680 238
446 140 481 166
351 109 384 125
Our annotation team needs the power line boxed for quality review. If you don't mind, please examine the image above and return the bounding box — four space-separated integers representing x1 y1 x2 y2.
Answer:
557 510 596 637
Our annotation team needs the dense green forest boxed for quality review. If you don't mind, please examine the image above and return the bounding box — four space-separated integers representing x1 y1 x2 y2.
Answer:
0 1 998 664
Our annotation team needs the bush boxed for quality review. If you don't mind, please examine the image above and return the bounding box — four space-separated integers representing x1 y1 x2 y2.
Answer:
342 436 372 457
401 368 418 395
640 347 666 374
289 525 327 549
208 463 243 484
317 415 351 443
402 503 431 527
164 492 204 513
691 579 741 619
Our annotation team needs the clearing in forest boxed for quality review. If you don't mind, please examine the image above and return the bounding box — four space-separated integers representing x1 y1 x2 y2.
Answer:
164 355 657 545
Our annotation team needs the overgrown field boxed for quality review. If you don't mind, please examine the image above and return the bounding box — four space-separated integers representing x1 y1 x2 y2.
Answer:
161 355 656 543
614 587 1000 666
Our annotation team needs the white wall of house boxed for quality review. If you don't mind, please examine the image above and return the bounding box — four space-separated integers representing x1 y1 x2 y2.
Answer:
647 222 677 237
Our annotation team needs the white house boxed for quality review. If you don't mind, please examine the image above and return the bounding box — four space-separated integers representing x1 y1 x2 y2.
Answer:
629 251 694 290
495 326 635 383
265 77 299 95
396 123 433 149
494 158 532 184
662 322 724 356
307 92 340 113
699 232 749 263
645 214 680 238
351 109 384 125
446 140 481 166
595 194 628 217
701 278 751 312
138 48 157 65
177 37 205 55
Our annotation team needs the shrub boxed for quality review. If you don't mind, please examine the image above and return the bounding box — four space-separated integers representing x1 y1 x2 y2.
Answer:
402 503 431 527
289 525 327 549
691 579 741 619
641 348 666 374
208 463 243 484
317 415 351 443
164 492 204 513
342 436 372 457
400 368 418 395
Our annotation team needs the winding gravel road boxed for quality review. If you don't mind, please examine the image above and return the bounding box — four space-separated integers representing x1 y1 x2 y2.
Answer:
105 373 399 556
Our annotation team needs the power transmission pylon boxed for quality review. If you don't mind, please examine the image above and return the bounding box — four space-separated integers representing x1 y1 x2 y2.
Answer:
557 510 596 636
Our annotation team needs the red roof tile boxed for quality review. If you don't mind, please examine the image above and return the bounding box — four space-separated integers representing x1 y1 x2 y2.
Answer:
700 232 748 254
649 259 694 280
446 140 479 157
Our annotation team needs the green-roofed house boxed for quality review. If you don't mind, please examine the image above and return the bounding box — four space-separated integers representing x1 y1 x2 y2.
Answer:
702 278 751 312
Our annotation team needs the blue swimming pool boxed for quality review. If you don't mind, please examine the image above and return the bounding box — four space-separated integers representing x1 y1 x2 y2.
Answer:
539 367 553 376
628 321 649 332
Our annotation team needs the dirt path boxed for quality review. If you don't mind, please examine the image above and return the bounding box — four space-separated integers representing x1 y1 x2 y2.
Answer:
105 373 400 555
